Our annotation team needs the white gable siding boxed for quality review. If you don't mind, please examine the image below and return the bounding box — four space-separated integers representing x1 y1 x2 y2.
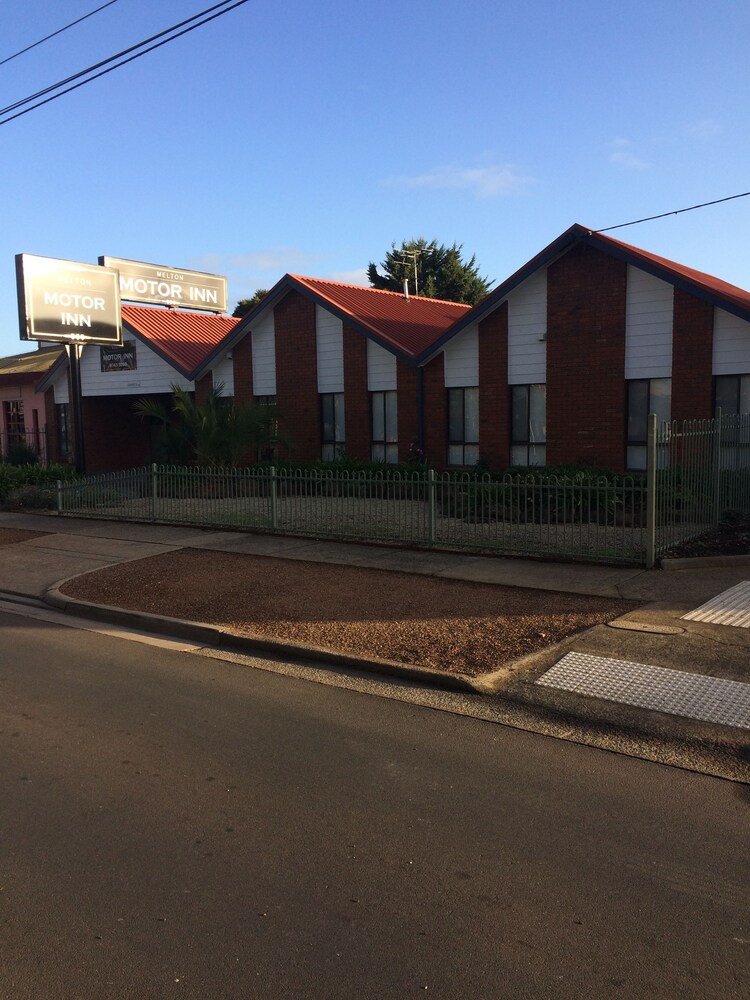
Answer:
443 324 478 387
507 269 547 385
713 308 750 374
367 339 397 391
316 305 344 393
80 336 192 397
54 375 69 404
212 355 234 396
252 312 276 395
624 266 674 379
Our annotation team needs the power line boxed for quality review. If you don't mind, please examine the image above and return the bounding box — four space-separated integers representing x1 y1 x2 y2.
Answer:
0 0 250 125
596 190 750 233
0 1 122 68
0 0 245 118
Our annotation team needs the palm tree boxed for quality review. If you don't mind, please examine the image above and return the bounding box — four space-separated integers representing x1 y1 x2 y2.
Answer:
133 384 282 466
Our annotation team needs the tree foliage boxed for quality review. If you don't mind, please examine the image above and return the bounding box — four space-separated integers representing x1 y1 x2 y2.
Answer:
133 384 282 466
232 289 269 318
367 239 492 305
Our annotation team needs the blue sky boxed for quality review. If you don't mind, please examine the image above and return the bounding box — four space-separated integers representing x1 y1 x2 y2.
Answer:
2 0 749 357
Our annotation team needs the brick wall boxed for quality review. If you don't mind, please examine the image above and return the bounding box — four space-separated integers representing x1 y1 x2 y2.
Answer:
343 325 370 460
82 394 166 472
194 372 213 407
478 303 508 469
422 354 447 471
547 244 627 470
273 291 320 461
672 288 714 422
232 334 254 406
397 360 418 462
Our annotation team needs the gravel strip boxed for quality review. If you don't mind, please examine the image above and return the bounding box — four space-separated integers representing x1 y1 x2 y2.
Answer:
60 549 637 676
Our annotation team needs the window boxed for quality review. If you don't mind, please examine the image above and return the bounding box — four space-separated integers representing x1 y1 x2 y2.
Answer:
3 401 25 450
3 400 25 441
715 374 750 415
321 392 345 461
626 378 671 470
56 403 72 462
447 387 479 466
371 390 398 463
510 384 546 467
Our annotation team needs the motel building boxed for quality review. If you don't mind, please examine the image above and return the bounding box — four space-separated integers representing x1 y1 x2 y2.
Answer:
198 224 750 475
10 224 750 475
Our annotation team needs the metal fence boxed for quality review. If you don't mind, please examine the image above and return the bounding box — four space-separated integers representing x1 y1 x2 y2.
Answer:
1 428 47 464
57 464 649 564
649 411 750 564
55 412 750 567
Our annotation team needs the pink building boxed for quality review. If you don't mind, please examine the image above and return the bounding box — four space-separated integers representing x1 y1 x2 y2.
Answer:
0 345 63 462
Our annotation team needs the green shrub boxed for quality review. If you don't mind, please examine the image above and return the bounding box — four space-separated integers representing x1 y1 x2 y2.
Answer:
3 442 39 466
0 484 56 510
0 463 79 502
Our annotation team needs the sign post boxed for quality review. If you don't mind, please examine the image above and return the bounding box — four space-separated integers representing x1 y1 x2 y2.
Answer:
16 254 122 474
67 343 85 474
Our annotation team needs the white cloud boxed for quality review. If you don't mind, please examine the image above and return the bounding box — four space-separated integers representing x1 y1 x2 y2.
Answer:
683 118 722 140
609 138 648 170
325 267 369 286
184 247 323 307
385 162 534 198
188 247 320 277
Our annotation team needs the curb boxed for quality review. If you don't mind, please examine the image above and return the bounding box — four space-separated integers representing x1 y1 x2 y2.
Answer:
661 553 750 570
43 584 480 694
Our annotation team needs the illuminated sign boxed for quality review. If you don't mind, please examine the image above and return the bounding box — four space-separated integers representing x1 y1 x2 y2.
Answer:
16 254 122 344
100 256 228 313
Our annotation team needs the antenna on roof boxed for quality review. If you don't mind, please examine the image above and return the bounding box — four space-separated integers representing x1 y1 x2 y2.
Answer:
395 246 429 296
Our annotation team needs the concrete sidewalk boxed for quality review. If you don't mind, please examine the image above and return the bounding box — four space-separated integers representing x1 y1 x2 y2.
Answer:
1 510 749 781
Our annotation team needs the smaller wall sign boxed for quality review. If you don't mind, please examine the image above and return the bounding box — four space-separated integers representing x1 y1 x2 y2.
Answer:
101 340 137 372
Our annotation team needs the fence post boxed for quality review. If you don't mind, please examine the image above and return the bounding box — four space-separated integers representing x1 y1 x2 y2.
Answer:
427 468 436 545
151 463 158 521
713 407 722 524
270 466 278 530
645 414 657 568
56 479 62 514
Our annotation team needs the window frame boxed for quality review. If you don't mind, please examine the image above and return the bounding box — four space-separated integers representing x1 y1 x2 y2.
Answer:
255 394 278 462
370 390 398 464
626 377 672 471
510 384 547 467
56 402 72 462
320 392 345 461
447 386 479 467
714 374 750 416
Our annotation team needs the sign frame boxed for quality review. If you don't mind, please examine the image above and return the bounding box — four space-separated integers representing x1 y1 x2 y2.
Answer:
16 253 122 346
100 256 228 313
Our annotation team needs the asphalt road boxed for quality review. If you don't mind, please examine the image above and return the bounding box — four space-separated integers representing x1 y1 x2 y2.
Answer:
1 609 748 1000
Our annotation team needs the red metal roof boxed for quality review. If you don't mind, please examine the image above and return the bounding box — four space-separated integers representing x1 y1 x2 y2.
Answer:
592 228 750 314
288 275 470 359
121 304 238 376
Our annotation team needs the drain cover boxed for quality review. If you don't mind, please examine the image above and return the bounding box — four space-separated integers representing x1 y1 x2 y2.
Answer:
608 621 684 635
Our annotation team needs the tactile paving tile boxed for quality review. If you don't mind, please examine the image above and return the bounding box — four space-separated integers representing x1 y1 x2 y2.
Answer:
536 652 750 729
681 580 750 628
